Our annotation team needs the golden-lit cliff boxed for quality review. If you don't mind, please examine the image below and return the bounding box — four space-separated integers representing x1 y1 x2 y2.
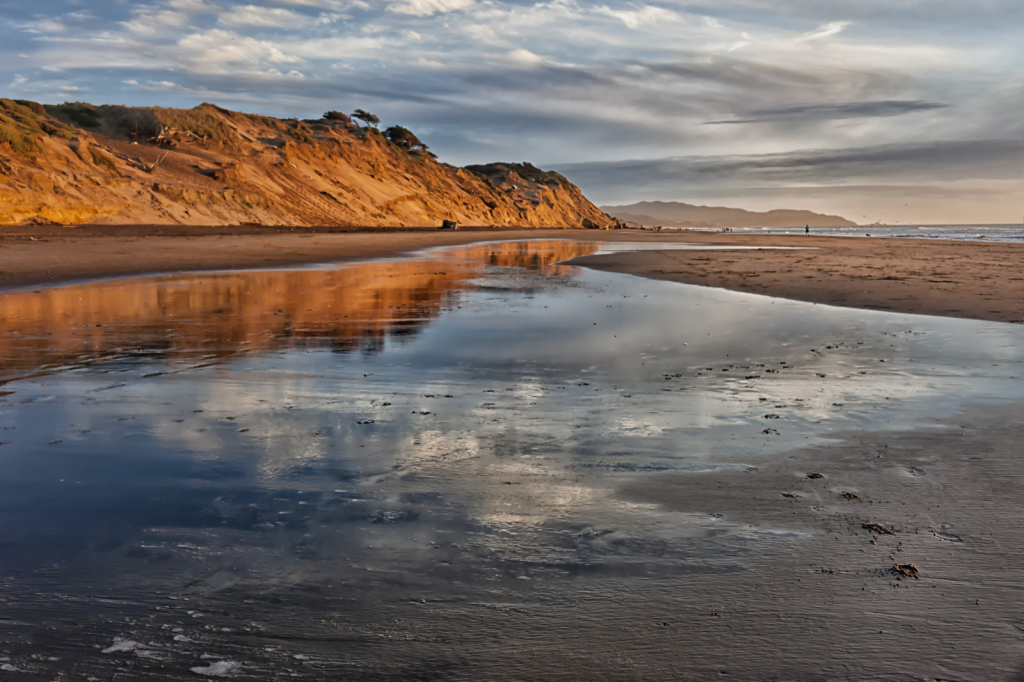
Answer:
0 240 599 384
0 99 612 229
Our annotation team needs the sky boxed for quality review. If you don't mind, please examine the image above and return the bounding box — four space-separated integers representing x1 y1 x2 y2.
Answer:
2 0 1022 224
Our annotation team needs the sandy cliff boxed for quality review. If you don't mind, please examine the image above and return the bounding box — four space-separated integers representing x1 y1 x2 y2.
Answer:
0 99 612 228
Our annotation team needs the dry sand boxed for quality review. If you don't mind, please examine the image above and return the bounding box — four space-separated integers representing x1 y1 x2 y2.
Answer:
567 233 1024 324
1 225 1021 324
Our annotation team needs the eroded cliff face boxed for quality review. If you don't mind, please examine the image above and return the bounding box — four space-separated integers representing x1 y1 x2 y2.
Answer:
0 100 612 228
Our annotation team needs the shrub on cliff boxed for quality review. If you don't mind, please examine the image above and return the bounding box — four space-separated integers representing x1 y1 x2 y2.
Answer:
324 111 352 125
0 99 74 154
384 125 428 151
48 102 102 128
465 162 566 187
104 104 232 141
352 109 380 129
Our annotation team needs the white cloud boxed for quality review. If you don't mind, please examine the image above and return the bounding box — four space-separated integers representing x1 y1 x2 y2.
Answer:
276 0 368 7
594 5 681 30
11 74 28 86
119 0 217 34
177 29 304 70
507 48 545 67
218 5 311 27
388 0 474 17
286 35 387 59
123 78 180 90
412 56 445 68
259 68 306 79
167 0 218 13
462 23 502 46
800 21 852 41
314 13 349 25
121 8 191 34
16 17 69 33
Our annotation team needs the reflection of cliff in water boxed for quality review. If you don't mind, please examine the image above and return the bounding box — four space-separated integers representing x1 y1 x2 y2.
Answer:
0 240 599 385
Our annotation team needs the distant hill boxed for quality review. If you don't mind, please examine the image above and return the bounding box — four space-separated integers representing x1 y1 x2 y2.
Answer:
0 99 611 228
601 201 856 228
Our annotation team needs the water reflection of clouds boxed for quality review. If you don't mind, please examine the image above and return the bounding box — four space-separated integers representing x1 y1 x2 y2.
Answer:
1 239 1020 588
609 417 667 437
404 430 487 467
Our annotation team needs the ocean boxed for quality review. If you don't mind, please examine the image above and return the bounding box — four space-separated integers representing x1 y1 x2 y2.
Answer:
670 223 1024 243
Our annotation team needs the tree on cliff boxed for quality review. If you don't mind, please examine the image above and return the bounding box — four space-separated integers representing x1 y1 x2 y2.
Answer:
352 109 380 129
384 125 428 151
323 111 352 125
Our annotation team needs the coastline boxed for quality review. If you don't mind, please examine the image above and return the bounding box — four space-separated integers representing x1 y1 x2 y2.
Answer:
1 226 1021 323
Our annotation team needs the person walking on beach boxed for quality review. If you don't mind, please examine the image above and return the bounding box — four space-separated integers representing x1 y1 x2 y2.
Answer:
805 225 809 235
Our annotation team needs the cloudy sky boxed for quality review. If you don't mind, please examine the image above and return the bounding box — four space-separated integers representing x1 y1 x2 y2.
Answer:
2 0 1022 224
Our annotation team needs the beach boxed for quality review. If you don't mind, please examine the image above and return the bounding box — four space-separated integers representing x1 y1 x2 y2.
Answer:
0 232 1021 680
1 226 1021 323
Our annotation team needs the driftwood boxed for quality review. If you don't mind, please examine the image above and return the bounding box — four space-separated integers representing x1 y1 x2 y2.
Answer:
105 147 169 173
150 124 208 146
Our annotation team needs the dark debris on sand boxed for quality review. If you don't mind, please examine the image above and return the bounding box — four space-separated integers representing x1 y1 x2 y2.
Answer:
862 522 901 535
892 563 920 579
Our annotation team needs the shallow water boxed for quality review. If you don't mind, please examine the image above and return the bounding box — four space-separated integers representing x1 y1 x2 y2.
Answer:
0 240 1020 678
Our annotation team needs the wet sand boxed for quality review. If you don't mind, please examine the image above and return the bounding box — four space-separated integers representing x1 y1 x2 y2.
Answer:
1 225 1021 323
3 405 1022 680
0 239 1021 680
615 400 1024 680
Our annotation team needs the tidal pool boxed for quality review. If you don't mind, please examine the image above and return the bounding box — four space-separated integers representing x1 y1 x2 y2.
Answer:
0 240 1020 679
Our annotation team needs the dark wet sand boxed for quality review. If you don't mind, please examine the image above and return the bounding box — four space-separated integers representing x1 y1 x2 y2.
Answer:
1 225 1021 323
614 401 1024 680
2 403 1021 680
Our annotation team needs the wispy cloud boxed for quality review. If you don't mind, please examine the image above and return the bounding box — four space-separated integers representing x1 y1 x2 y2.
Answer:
177 30 305 70
218 6 312 27
799 20 851 41
705 100 949 124
556 138 1024 223
594 5 682 30
388 0 474 16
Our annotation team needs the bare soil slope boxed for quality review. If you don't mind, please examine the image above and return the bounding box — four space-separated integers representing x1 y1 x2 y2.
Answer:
0 99 611 229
